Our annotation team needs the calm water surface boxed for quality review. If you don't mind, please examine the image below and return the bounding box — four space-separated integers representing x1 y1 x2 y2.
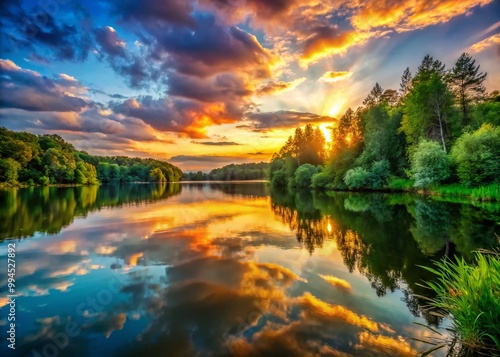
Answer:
0 183 499 356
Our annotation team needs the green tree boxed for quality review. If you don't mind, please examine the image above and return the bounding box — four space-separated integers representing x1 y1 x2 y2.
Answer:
411 140 451 188
149 167 166 182
449 53 487 126
0 158 21 184
292 164 319 188
451 124 500 186
363 83 384 107
42 148 76 183
400 67 413 98
402 71 455 153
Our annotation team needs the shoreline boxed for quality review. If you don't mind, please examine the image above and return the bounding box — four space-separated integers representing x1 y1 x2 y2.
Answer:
2 181 498 202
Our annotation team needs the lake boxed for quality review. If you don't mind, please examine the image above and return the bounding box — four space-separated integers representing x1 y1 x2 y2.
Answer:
1 182 499 356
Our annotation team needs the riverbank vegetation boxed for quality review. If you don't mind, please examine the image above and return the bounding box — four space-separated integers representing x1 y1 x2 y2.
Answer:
0 127 182 186
182 162 268 181
419 251 500 355
269 53 500 200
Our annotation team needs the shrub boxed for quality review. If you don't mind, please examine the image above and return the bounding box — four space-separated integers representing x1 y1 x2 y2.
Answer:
271 170 287 189
292 164 319 188
411 140 451 188
451 124 500 186
344 167 371 189
369 160 390 188
343 160 390 189
39 176 50 186
311 171 332 189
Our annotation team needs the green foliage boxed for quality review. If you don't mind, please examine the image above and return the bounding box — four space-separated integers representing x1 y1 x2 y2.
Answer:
311 170 332 189
274 123 326 166
471 101 500 128
449 53 487 126
344 160 390 189
149 167 166 182
388 178 415 191
420 252 500 353
451 124 500 186
433 183 500 201
401 71 456 153
0 127 182 186
0 158 21 184
411 140 451 188
271 170 287 189
292 164 319 188
344 167 371 189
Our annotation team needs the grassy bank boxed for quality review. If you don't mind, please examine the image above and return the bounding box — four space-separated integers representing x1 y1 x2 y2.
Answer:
386 179 500 201
321 179 500 202
419 251 500 355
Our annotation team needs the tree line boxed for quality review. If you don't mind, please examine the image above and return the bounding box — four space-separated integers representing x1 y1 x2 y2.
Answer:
0 127 182 185
269 53 500 193
183 162 269 181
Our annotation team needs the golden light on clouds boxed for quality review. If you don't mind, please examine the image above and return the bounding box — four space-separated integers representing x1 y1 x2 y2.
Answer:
470 33 500 52
320 71 353 83
319 274 352 291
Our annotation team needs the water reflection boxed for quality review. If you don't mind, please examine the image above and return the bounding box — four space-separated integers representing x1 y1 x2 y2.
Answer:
0 184 181 240
0 183 498 356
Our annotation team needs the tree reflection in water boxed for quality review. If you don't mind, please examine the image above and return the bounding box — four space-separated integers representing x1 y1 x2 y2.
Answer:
269 189 500 325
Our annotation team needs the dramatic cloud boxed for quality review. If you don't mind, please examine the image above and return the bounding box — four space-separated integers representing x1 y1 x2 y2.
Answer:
470 33 500 53
246 110 335 131
319 71 353 83
1 4 92 61
194 141 241 146
111 96 244 138
300 26 372 67
0 59 88 112
94 26 127 56
348 0 493 32
257 77 306 95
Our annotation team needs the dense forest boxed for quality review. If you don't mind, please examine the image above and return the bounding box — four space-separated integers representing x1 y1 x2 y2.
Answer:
183 162 268 181
269 53 500 198
0 127 182 185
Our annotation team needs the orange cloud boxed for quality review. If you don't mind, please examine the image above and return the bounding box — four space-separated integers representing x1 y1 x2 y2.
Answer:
257 77 306 95
349 0 493 32
296 292 379 332
319 71 353 83
300 29 372 67
470 33 500 53
318 274 352 290
355 331 417 356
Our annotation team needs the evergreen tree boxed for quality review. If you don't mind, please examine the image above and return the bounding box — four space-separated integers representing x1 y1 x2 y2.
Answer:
363 83 383 107
449 53 487 126
400 67 413 98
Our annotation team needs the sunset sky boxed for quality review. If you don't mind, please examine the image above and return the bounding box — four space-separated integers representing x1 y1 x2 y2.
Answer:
0 0 499 171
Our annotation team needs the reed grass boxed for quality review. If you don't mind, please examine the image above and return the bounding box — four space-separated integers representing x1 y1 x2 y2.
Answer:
418 251 500 356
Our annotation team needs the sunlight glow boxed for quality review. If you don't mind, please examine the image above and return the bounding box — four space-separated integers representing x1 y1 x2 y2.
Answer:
320 124 332 143
327 100 345 118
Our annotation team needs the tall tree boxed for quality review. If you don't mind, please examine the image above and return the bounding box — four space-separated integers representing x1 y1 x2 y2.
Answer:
332 108 362 153
415 55 445 82
402 73 454 153
363 83 383 107
400 67 413 98
449 53 487 126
